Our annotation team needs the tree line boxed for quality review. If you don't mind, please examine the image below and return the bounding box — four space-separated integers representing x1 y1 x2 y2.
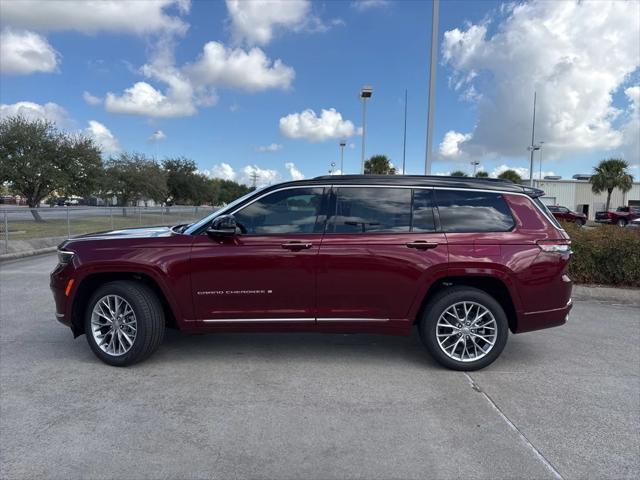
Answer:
0 116 253 221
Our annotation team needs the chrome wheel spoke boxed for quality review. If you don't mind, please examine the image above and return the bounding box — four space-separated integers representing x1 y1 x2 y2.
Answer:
91 294 137 357
436 301 497 363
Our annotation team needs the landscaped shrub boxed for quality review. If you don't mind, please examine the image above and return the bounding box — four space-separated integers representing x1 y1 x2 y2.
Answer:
563 222 640 287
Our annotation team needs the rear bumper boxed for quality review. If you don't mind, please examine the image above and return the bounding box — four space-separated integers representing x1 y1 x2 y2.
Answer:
517 298 572 333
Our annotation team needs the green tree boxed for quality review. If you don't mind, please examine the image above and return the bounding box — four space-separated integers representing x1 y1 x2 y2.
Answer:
497 169 523 183
103 153 167 208
450 170 468 177
364 155 396 175
163 157 200 205
0 116 102 221
590 158 634 211
475 171 489 178
214 179 253 205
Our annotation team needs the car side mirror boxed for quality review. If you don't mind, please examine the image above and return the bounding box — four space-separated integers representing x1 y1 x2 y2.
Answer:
206 215 237 237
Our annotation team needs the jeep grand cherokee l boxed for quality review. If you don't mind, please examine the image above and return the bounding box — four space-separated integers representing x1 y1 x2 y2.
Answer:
51 175 573 370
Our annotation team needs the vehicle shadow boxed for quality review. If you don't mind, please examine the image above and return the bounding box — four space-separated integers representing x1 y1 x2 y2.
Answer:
152 328 442 370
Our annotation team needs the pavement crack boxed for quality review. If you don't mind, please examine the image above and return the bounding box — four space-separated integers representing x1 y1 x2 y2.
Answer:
464 372 565 480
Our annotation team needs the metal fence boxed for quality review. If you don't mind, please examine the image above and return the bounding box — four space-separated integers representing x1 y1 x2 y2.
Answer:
0 205 216 254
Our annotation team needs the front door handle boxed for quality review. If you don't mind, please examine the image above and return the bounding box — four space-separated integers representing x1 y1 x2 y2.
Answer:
406 241 439 250
281 241 313 251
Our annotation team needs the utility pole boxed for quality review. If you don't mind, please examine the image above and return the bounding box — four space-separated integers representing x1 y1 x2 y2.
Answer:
402 89 408 175
424 0 439 175
250 171 259 189
528 91 537 187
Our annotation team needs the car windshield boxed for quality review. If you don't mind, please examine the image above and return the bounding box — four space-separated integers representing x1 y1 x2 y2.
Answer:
183 189 259 235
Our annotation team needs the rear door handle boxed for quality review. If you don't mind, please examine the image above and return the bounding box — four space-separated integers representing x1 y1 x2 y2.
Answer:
281 241 313 251
406 241 439 250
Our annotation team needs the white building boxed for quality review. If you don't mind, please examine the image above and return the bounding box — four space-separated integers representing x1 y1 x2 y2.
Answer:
534 176 640 220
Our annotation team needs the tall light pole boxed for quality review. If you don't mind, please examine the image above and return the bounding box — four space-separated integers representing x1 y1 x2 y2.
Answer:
538 141 545 184
402 89 408 175
424 0 439 175
470 160 480 176
360 85 373 173
339 139 346 174
528 91 537 187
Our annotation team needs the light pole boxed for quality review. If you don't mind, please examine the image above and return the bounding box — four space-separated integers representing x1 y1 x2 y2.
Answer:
470 160 480 176
538 141 545 184
528 91 537 187
424 0 440 175
402 89 408 175
360 85 373 173
339 139 346 174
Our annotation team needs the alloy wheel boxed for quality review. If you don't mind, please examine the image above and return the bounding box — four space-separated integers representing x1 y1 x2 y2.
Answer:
436 301 497 362
90 295 137 356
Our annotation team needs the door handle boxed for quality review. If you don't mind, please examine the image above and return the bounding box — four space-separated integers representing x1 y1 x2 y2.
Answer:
281 241 313 251
406 241 439 250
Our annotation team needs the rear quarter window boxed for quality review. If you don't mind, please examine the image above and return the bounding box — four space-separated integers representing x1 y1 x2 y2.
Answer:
435 190 515 233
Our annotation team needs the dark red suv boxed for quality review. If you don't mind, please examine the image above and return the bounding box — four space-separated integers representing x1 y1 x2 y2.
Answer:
51 176 573 370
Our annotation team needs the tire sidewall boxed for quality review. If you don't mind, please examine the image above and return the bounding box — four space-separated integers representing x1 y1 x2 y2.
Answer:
419 288 509 371
84 283 153 366
617 218 627 227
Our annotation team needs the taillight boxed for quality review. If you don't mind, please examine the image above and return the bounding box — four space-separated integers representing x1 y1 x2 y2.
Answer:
537 239 571 253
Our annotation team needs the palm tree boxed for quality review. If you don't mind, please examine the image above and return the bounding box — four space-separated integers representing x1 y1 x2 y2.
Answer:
450 170 468 177
475 171 489 178
497 169 522 183
590 158 634 211
364 155 396 175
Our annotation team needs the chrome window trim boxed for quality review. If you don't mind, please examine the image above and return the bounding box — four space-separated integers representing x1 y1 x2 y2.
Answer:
193 182 562 235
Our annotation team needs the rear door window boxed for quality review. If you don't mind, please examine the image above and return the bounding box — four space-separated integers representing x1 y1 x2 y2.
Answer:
435 190 515 232
327 187 412 233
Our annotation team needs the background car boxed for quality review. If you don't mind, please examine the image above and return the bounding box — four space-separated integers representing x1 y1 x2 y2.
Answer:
595 206 640 227
547 205 587 226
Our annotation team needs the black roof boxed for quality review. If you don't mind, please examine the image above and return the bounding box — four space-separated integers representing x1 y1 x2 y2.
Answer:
267 174 543 197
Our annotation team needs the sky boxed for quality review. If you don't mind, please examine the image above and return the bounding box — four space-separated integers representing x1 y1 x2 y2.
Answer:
1 0 639 187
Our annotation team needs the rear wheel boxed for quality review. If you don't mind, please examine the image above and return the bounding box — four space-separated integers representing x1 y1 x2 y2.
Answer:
418 287 508 371
575 218 585 227
84 281 165 366
617 218 627 227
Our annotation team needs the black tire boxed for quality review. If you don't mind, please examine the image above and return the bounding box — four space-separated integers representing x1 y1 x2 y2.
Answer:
84 281 165 366
418 286 509 371
617 218 627 227
575 218 585 227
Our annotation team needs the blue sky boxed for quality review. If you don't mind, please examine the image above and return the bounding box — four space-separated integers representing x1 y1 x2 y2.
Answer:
1 0 638 186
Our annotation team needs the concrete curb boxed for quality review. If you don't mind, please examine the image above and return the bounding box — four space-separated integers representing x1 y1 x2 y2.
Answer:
572 285 640 306
0 247 58 263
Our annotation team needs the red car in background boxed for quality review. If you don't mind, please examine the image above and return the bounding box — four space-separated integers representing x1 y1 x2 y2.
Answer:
547 205 587 226
595 206 640 227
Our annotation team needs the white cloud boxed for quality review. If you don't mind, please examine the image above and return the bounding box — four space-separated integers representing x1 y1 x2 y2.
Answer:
201 163 237 181
285 162 304 180
148 130 167 142
83 91 102 106
0 28 59 74
225 0 339 46
0 101 68 125
104 80 196 118
351 0 391 11
441 0 640 160
240 165 281 187
491 165 530 179
255 143 283 153
280 108 359 142
84 120 120 154
439 130 472 158
186 42 294 92
1 0 190 36
619 86 640 161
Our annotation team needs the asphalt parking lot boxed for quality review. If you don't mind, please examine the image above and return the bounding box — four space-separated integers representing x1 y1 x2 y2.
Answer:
1 254 638 480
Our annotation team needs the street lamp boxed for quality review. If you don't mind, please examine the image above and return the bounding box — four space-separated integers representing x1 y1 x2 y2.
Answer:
538 141 545 183
527 143 541 186
360 85 373 173
339 139 347 174
470 160 480 176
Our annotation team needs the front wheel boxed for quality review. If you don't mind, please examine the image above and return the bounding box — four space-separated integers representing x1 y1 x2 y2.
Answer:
84 281 165 366
418 287 509 371
617 218 627 227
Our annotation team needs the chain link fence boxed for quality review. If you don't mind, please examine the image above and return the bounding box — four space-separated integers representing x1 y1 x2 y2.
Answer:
0 205 216 254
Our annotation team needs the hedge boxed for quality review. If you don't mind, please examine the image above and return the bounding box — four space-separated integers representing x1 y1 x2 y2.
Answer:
563 222 640 287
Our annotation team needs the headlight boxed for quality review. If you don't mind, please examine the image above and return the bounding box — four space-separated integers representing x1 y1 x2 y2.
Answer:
57 250 75 265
